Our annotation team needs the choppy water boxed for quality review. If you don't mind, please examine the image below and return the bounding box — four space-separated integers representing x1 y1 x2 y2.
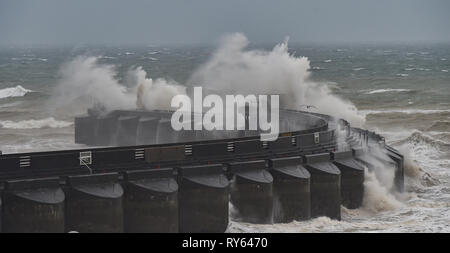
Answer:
0 43 449 232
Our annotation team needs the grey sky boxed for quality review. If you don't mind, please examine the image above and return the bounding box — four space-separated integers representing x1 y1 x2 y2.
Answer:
1 0 449 45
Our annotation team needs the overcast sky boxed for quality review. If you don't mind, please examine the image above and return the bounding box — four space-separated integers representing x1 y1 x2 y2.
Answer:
1 0 449 45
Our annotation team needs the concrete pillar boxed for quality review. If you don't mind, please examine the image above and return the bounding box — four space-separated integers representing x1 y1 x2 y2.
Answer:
123 168 178 233
270 156 311 222
2 177 65 233
385 147 405 192
65 173 123 233
303 153 341 220
178 164 229 232
228 160 273 224
332 151 364 209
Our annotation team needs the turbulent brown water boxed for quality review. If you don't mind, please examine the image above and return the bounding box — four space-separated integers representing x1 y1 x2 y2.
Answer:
0 40 449 232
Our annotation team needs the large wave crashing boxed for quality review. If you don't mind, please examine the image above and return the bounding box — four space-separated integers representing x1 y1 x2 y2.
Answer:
50 33 364 126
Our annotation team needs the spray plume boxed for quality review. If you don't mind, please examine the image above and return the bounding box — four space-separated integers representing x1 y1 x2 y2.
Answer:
51 33 364 126
189 33 364 126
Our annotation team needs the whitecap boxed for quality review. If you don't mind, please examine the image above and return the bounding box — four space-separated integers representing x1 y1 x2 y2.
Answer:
323 59 332 63
99 55 116 59
360 108 450 116
363 88 411 95
0 85 34 99
0 117 73 129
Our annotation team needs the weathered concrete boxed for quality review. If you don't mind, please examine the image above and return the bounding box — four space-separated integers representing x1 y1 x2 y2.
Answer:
2 177 65 233
156 118 175 144
304 153 341 220
65 173 123 233
116 116 140 146
136 117 159 145
178 164 229 232
270 156 311 222
228 160 273 224
332 151 365 209
94 115 118 146
0 109 405 233
123 168 178 233
385 146 405 192
74 116 97 145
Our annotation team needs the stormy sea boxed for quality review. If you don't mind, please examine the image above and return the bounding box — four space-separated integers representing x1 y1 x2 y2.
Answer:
1 36 449 232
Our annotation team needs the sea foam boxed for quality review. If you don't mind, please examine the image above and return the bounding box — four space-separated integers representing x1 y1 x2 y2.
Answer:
363 88 411 95
0 85 34 99
0 117 72 129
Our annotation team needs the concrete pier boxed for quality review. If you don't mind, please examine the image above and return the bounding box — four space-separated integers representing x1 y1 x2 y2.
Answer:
173 120 195 143
123 168 178 233
304 153 341 220
156 119 175 144
137 117 159 145
0 109 405 233
2 177 65 233
228 160 273 224
116 116 139 146
385 146 405 192
332 151 365 209
74 116 97 145
65 173 123 233
194 122 216 141
270 156 311 222
94 115 118 146
178 164 229 232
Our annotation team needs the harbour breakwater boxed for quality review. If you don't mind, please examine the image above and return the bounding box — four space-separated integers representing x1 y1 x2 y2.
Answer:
0 109 403 232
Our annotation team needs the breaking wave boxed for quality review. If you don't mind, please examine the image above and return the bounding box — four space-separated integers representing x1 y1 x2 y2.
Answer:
369 109 450 114
362 169 403 213
0 85 34 99
362 88 411 95
427 121 450 132
50 56 185 114
361 109 450 117
394 130 450 153
189 33 364 126
0 117 73 129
